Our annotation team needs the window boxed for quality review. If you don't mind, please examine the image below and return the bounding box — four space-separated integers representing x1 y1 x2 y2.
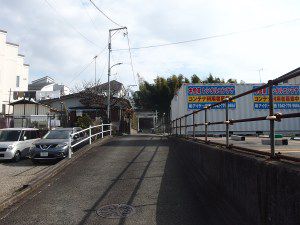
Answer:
0 130 22 142
16 76 20 87
30 130 38 139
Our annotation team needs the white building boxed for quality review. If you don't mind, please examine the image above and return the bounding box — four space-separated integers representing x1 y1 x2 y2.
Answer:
28 76 70 100
0 29 29 115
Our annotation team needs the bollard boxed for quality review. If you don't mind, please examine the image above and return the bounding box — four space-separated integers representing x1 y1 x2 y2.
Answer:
192 113 195 139
268 82 275 157
205 108 208 142
89 125 92 145
185 116 187 137
179 118 182 136
225 100 229 148
68 134 72 159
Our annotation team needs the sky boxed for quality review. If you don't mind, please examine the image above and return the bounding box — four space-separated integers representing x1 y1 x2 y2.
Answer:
0 0 300 90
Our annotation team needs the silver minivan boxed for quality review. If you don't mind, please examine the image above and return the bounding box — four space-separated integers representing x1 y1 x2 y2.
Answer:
0 128 40 162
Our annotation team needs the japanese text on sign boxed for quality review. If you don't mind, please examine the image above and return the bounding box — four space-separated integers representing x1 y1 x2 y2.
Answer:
253 85 300 109
187 85 236 110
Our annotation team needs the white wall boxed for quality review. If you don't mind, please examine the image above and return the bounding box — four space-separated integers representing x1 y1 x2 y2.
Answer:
0 31 29 115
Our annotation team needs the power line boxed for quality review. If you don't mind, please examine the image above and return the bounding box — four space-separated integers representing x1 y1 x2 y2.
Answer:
81 0 102 38
69 45 108 84
89 0 122 27
125 30 137 85
113 17 300 51
43 0 99 47
69 59 94 83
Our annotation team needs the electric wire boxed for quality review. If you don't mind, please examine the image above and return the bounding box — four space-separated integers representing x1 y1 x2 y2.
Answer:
69 59 94 83
125 30 137 85
43 0 99 47
81 0 102 38
89 0 122 27
113 17 300 51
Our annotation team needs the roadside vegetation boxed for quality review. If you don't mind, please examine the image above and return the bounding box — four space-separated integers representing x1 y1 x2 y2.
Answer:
133 74 240 117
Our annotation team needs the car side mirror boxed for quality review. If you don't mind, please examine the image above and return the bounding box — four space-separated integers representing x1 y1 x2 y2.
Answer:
73 135 79 140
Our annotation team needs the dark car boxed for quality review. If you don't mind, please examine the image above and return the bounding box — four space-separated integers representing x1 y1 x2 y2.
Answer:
30 127 85 163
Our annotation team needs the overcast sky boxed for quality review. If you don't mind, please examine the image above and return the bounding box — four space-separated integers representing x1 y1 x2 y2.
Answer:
1 0 300 89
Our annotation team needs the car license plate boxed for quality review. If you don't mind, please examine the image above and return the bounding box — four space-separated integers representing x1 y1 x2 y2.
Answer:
40 152 48 157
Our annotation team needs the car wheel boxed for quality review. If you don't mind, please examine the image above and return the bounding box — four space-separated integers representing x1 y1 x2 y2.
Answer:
14 151 21 162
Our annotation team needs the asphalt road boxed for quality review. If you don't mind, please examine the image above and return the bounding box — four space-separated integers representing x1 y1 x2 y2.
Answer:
0 135 246 225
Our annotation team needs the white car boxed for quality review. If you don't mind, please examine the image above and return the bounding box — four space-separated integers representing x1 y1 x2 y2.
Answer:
0 128 40 162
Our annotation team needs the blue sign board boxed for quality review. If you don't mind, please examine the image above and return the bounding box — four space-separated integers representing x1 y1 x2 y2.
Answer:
187 85 236 110
253 85 300 109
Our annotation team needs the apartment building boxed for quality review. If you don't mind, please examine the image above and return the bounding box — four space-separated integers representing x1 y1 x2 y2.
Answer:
0 29 29 115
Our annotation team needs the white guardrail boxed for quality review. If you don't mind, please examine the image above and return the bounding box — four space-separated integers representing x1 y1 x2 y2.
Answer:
68 123 112 158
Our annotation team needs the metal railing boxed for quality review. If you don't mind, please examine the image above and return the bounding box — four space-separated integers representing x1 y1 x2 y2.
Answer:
171 68 300 161
68 123 112 158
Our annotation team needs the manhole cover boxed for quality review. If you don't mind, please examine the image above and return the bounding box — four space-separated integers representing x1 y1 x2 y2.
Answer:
96 204 135 219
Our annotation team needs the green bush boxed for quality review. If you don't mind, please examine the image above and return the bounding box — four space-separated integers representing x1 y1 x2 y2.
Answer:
75 114 92 129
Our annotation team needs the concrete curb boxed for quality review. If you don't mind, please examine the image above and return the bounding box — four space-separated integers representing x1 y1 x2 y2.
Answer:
0 136 113 213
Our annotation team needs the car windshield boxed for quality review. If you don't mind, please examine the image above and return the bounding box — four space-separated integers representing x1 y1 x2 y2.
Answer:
43 130 71 139
0 130 22 142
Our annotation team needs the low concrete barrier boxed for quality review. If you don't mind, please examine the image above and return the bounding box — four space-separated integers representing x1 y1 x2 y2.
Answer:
169 137 300 225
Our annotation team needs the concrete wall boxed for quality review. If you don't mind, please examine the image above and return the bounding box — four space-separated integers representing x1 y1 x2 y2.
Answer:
169 137 300 225
0 30 29 114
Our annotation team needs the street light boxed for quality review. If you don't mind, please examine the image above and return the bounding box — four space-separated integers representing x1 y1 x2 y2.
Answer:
107 62 123 121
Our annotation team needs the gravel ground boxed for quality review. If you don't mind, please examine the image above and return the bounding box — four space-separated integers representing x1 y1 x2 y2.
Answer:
0 159 52 203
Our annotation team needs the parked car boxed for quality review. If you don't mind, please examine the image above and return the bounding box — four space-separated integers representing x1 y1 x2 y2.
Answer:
0 128 40 162
29 127 86 163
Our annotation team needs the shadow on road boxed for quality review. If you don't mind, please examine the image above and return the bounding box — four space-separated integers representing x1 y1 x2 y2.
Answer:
155 148 206 225
102 137 169 147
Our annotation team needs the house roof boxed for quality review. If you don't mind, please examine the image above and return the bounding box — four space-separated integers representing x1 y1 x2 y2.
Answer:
9 99 60 112
40 92 132 109
28 76 55 91
94 80 124 92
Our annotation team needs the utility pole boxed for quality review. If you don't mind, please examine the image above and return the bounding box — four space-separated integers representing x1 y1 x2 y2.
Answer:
94 55 97 85
107 26 127 121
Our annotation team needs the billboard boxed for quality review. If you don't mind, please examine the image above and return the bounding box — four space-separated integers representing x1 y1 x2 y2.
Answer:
253 85 300 109
187 85 236 110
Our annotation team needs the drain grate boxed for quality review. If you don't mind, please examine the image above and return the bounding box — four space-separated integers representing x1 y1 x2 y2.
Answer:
96 204 135 219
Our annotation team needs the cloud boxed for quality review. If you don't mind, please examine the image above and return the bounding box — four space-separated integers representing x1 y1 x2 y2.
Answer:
0 0 299 89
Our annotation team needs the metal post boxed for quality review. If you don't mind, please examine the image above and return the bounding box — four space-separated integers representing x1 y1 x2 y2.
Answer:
68 134 72 159
205 109 208 142
109 124 112 136
101 124 104 138
179 118 182 136
107 30 111 121
192 113 195 139
225 100 229 148
268 82 275 157
185 116 187 137
107 27 126 121
89 125 92 145
176 119 178 135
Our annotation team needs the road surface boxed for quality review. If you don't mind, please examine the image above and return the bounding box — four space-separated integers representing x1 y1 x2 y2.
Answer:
0 135 246 225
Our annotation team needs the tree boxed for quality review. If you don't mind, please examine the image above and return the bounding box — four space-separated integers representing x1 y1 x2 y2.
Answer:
191 74 201 83
203 74 225 83
75 114 92 129
227 78 237 83
184 77 190 83
133 73 238 117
